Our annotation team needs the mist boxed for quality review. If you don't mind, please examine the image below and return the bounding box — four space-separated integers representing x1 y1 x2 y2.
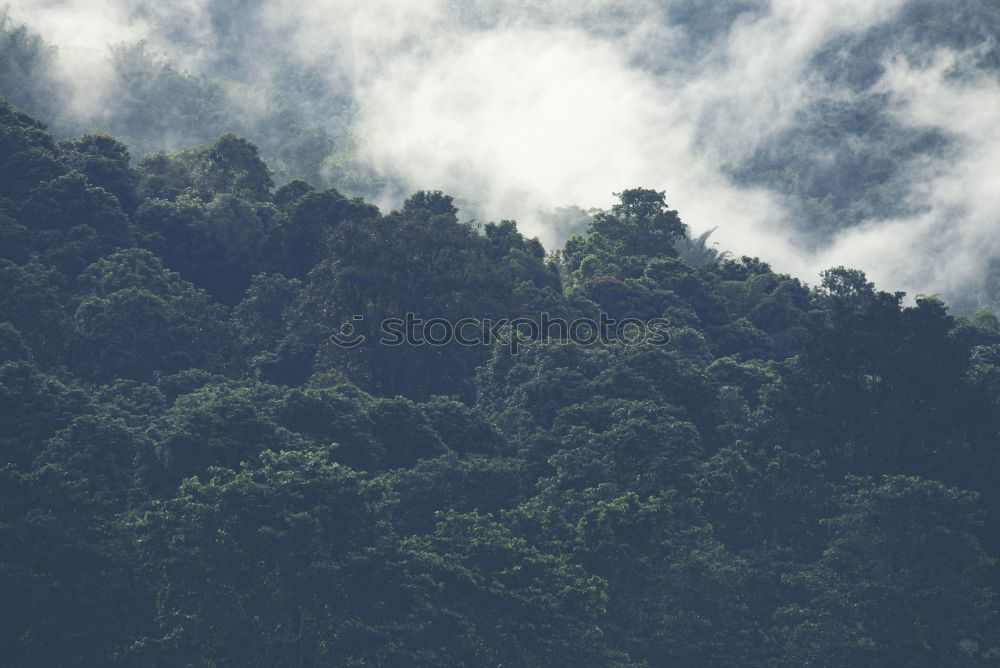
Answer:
4 0 1000 310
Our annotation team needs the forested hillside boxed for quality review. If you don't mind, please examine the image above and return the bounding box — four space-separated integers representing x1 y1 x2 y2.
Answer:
1 97 1000 666
5 1 1000 313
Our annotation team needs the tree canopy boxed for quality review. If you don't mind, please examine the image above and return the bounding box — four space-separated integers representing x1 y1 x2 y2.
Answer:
1 97 999 666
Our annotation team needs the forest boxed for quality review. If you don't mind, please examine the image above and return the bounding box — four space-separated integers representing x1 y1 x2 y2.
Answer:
6 0 1000 316
1 91 1000 666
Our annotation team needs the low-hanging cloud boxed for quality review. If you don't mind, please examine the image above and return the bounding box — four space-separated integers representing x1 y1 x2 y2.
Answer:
337 0 907 262
813 49 1000 308
5 0 1000 309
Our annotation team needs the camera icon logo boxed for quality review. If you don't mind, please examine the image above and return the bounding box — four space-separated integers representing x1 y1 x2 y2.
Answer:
329 315 366 348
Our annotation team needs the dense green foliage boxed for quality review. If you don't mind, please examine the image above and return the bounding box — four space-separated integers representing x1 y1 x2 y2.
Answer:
1 98 999 666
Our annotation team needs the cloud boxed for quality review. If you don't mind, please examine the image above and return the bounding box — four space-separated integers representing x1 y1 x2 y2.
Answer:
812 48 1000 305
343 0 908 263
6 0 144 117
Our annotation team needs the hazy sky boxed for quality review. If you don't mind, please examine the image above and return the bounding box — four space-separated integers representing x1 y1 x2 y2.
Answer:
7 0 1000 307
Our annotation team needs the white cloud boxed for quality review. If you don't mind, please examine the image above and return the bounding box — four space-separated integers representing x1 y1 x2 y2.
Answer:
347 0 908 267
812 49 1000 303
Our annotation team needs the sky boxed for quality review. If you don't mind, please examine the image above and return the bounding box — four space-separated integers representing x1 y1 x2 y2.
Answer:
6 0 1000 308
